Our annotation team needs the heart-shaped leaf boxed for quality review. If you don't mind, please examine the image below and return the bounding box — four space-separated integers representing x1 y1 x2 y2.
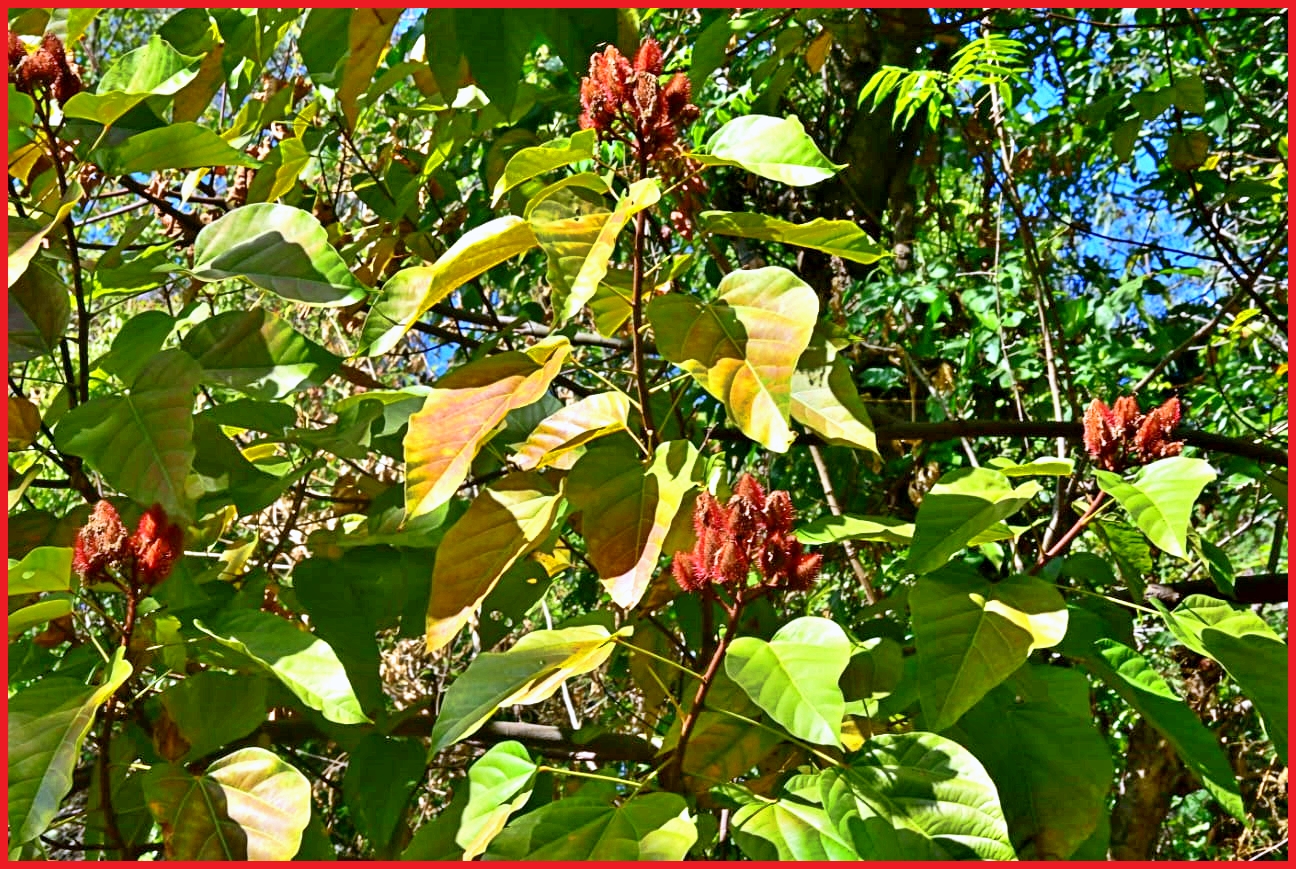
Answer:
699 210 886 264
910 565 1067 731
427 471 565 652
512 391 631 470
566 440 702 609
528 184 611 322
95 123 260 174
487 792 695 860
157 671 268 764
649 267 818 452
404 335 571 518
63 35 198 125
725 616 852 747
659 670 786 791
904 467 1041 575
1095 456 1216 559
457 741 538 859
181 309 341 399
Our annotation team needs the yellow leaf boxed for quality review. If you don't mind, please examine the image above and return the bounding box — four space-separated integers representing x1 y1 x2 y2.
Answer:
339 9 402 130
805 30 832 73
513 392 632 471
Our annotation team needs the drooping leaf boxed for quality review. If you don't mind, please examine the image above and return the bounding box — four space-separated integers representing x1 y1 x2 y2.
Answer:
426 471 565 652
430 625 627 754
8 648 132 845
697 114 845 186
7 546 73 595
143 747 311 860
9 260 71 361
486 792 695 860
699 210 886 264
180 309 341 399
904 467 1041 575
796 514 913 545
491 129 598 206
1094 456 1216 559
9 182 82 288
95 123 260 174
54 349 200 519
512 391 631 470
339 8 401 129
649 267 818 452
404 336 571 519
342 735 427 853
724 616 852 747
566 440 702 609
528 184 611 320
8 598 73 639
361 216 538 356
157 671 268 764
456 741 538 859
909 565 1067 731
945 665 1113 859
187 203 366 307
557 178 660 323
195 609 371 726
790 327 878 454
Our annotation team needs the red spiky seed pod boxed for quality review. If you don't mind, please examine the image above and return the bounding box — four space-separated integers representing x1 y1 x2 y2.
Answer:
8 30 25 69
17 45 58 90
732 474 766 512
1082 399 1120 471
789 551 823 592
765 490 795 535
1133 396 1183 462
1110 395 1143 440
634 37 663 75
130 504 184 587
73 501 130 578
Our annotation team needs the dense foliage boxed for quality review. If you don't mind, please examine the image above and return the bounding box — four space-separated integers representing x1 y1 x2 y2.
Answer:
6 7 1288 861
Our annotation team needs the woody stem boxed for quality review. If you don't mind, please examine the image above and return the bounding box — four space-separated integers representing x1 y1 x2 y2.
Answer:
629 148 658 453
1032 491 1108 573
94 582 140 858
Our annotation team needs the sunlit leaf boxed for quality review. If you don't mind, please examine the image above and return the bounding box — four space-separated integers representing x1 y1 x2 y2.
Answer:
8 598 73 639
557 178 660 324
62 34 199 125
904 467 1041 575
95 123 260 174
1094 456 1216 559
512 391 631 470
487 792 695 860
790 327 878 454
181 309 341 399
457 741 537 859
339 9 401 129
796 514 913 545
696 114 845 186
492 129 598 206
699 211 886 264
7 546 73 595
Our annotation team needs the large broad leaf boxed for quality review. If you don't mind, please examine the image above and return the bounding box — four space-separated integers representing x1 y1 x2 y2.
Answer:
649 267 818 452
361 216 538 355
790 327 878 455
339 8 401 129
429 625 627 754
8 598 73 639
456 741 537 859
528 184 611 320
1156 595 1288 761
8 648 132 845
945 666 1113 859
486 792 695 860
62 34 198 125
697 114 845 186
404 336 571 519
8 546 72 595
904 467 1041 575
1094 456 1216 558
557 178 660 323
699 211 886 264
342 735 427 854
1081 640 1245 820
54 349 200 519
512 391 631 470
491 129 598 206
823 732 1015 860
796 514 913 546
731 791 857 860
426 471 565 652
181 309 341 399
566 440 701 609
188 204 366 307
9 183 82 288
157 671 268 764
724 616 852 747
143 747 311 860
909 565 1067 731
9 259 71 360
95 123 259 174
195 609 370 725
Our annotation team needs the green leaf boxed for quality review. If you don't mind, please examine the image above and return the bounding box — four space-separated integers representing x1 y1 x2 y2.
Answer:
527 184 612 322
95 123 260 174
699 211 886 264
401 787 468 860
985 456 1076 477
8 260 71 361
7 546 72 595
513 391 631 470
649 267 818 452
1167 130 1211 172
8 648 132 845
698 114 846 186
430 625 626 753
790 327 878 454
9 181 82 288
731 791 855 860
427 471 565 652
910 566 1067 731
188 203 366 307
143 747 311 860
54 349 200 519
904 467 1041 575
361 216 538 356
181 309 342 399
1083 640 1244 820
157 671 268 763
339 9 401 129
63 34 199 125
404 336 571 519
195 609 371 725
96 309 176 384
796 514 913 545
566 440 702 609
491 129 598 206
556 178 660 323
945 666 1113 859
1094 456 1216 559
457 741 537 859
343 735 427 853
725 616 852 747
487 792 695 860
8 598 73 639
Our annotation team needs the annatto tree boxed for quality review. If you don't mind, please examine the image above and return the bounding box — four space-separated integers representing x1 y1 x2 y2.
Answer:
6 7 1287 862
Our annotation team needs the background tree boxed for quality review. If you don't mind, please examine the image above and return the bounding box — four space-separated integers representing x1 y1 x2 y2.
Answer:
7 7 1287 861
